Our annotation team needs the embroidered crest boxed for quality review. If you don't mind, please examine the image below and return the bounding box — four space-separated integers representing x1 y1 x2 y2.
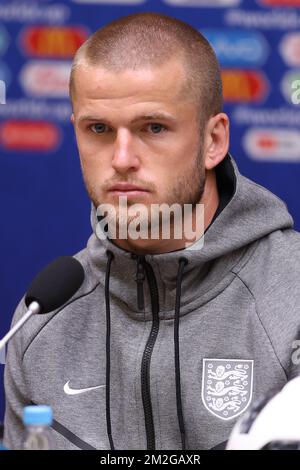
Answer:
201 358 254 421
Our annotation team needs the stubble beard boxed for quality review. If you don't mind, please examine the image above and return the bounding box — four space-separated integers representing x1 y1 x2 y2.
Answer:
83 145 206 240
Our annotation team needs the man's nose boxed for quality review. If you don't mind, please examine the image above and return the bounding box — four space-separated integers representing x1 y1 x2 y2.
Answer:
111 128 140 174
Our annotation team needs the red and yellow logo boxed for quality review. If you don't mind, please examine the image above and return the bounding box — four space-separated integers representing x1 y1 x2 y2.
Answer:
0 121 60 151
222 70 268 103
20 26 89 58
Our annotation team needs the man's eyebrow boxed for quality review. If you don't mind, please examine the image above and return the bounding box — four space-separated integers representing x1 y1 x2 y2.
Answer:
78 113 177 124
78 115 102 123
131 113 177 123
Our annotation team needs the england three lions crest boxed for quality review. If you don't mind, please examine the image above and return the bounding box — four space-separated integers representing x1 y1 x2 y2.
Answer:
201 359 254 421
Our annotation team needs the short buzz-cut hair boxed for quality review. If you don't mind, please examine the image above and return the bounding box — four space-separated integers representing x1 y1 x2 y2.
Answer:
69 12 223 124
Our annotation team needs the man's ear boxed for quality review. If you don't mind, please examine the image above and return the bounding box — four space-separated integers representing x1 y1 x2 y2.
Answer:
204 113 230 171
70 113 75 125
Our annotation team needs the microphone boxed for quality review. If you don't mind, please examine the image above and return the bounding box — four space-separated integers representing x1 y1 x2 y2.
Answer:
0 256 85 352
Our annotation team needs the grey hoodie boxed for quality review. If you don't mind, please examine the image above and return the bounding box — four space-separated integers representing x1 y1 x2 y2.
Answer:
3 154 300 450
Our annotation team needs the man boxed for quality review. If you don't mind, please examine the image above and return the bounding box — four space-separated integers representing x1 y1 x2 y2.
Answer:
4 12 300 450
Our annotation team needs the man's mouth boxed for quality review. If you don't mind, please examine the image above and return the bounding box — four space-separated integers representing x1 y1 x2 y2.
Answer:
108 183 150 197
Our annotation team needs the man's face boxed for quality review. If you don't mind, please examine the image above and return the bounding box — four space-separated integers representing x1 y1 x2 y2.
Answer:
71 58 206 236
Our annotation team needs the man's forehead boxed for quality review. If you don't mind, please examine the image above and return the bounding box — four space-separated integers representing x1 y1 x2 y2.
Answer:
73 59 188 102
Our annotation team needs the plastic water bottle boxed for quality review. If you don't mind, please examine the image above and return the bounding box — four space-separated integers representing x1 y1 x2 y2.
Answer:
0 422 8 450
22 405 53 450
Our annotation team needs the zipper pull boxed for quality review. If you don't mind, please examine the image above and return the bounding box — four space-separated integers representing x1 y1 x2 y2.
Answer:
135 256 145 311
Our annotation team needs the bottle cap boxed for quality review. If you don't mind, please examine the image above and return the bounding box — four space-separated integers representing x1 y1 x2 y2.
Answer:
23 405 53 426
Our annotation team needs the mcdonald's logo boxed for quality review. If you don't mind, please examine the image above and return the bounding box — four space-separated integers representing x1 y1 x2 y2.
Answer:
20 26 89 58
222 70 269 103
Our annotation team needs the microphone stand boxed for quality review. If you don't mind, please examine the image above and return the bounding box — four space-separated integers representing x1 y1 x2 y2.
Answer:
0 301 40 352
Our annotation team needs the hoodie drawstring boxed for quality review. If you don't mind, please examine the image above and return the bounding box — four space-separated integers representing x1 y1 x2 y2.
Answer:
104 250 188 451
174 257 188 450
105 250 115 450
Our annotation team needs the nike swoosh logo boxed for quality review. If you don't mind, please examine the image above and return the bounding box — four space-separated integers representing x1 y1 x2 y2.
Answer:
64 380 106 396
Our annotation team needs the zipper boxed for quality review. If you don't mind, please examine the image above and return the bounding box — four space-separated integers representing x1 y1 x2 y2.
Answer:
131 253 160 450
140 260 160 450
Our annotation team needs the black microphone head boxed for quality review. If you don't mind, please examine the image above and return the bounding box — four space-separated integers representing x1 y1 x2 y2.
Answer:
25 256 85 313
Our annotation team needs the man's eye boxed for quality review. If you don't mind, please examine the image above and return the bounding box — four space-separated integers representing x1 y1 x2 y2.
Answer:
147 123 166 134
90 123 108 134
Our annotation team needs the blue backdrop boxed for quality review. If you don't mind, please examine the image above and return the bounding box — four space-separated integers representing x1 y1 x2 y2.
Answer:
1 0 300 421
